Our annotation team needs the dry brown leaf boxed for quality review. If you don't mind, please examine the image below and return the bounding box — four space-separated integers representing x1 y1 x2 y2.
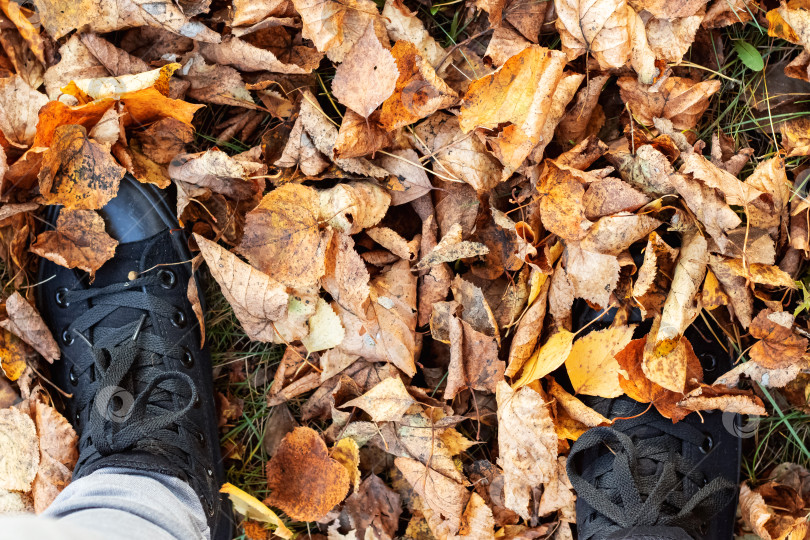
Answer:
484 26 531 67
537 163 594 242
681 152 763 206
335 260 418 376
749 309 808 369
395 457 468 538
555 0 632 70
459 46 566 177
322 231 370 319
342 376 415 422
333 111 392 159
33 0 222 42
0 406 39 491
416 222 489 270
274 115 329 176
0 292 60 363
379 148 432 205
564 245 621 309
38 125 125 211
506 277 550 377
0 75 48 148
366 227 418 261
496 381 557 520
579 213 662 255
168 149 260 200
708 255 754 328
195 234 294 343
32 401 78 512
767 0 810 49
318 181 391 234
670 174 740 252
265 427 350 521
80 33 150 76
239 183 326 289
677 384 767 415
721 258 797 289
780 117 810 156
233 0 294 26
633 232 679 318
31 209 118 279
703 0 753 27
413 112 503 193
445 313 505 399
343 474 401 540
565 325 636 397
332 23 398 118
181 53 256 109
618 76 722 130
642 14 702 64
381 0 445 66
582 176 650 220
379 41 459 131
298 91 389 177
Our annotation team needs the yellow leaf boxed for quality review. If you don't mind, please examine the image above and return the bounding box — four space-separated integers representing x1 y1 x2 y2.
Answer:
220 483 293 539
512 330 575 389
62 64 180 102
330 438 361 491
565 325 635 397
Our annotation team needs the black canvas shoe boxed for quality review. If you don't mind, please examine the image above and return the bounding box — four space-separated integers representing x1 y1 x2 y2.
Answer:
566 304 741 540
36 175 232 539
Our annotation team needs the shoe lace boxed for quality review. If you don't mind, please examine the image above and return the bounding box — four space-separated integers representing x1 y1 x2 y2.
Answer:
567 401 736 540
64 274 202 488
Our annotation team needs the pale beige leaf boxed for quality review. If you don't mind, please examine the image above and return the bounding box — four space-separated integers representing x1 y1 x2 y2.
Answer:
416 223 489 270
496 381 557 520
0 75 48 148
395 457 467 538
332 23 398 117
0 407 39 491
555 0 632 69
301 298 345 352
343 376 416 422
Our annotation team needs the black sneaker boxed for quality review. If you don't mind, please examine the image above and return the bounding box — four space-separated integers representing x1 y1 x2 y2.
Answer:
36 174 232 539
566 303 741 540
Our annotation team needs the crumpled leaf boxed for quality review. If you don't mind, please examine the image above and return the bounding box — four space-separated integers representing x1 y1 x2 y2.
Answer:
0 292 60 363
38 125 126 210
565 325 636 397
633 232 679 318
221 483 293 539
63 63 179 101
318 181 391 234
31 209 118 279
445 308 505 399
0 406 39 491
168 149 261 200
496 381 557 520
265 426 350 521
677 384 767 415
379 148 432 205
767 0 810 49
413 112 502 193
416 222 489 270
195 234 293 343
342 376 415 422
555 0 634 70
0 75 48 148
459 46 566 177
332 23 398 118
31 402 78 513
395 456 468 538
379 40 458 131
749 309 808 369
618 76 722 130
198 35 319 74
32 0 222 43
333 111 392 159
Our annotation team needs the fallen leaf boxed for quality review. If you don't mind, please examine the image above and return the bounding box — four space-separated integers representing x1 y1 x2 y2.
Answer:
31 209 118 279
582 176 650 220
0 75 48 148
239 183 326 288
33 0 222 42
195 234 292 343
565 325 636 397
459 46 567 177
379 41 459 131
342 376 415 422
134 118 194 165
496 381 557 520
416 222 489 270
63 63 179 101
265 426 350 521
459 492 496 539
332 23 398 117
618 76 722 130
749 309 808 369
333 111 392 159
0 329 32 382
555 0 632 69
318 181 391 234
301 298 345 352
330 438 361 492
395 457 468 538
168 149 260 200
38 125 126 210
670 173 740 251
31 401 78 512
632 232 679 318
0 406 39 491
445 313 505 399
381 0 445 66
343 474 402 540
322 232 370 318
513 330 575 388
0 292 60 363
677 384 767 415
221 483 293 539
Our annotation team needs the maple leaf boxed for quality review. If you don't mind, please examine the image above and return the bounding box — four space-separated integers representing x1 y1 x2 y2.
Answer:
31 209 118 279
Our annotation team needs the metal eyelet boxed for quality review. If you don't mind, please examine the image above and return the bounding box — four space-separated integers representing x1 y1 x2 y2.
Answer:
69 366 78 385
181 348 194 368
700 434 714 454
55 287 70 307
171 309 187 328
62 328 74 346
699 353 717 372
206 467 213 477
158 269 176 289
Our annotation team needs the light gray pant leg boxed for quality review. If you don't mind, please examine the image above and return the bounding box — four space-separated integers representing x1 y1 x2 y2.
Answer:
0 467 210 540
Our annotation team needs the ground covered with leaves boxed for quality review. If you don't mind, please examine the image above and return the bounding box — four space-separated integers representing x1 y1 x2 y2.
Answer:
0 0 809 537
